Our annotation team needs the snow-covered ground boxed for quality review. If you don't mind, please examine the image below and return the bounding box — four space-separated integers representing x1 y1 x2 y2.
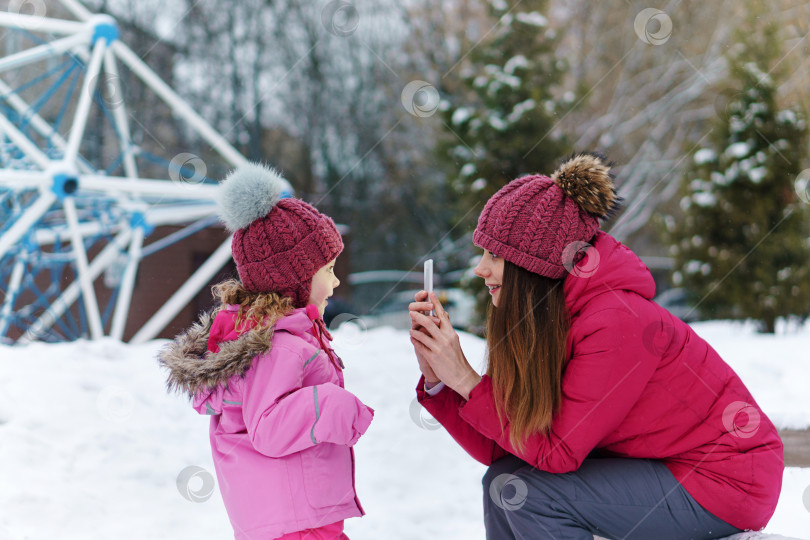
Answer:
0 319 808 539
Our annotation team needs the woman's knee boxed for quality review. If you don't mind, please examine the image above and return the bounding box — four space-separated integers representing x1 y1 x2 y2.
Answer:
482 454 529 492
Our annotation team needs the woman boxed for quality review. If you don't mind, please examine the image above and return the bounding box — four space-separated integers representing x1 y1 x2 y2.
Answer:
408 153 782 539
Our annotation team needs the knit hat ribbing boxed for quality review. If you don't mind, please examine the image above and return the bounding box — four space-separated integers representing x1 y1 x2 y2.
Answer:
472 153 619 279
218 163 343 307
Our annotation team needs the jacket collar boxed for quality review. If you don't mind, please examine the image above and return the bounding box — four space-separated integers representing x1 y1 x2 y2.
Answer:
157 304 341 399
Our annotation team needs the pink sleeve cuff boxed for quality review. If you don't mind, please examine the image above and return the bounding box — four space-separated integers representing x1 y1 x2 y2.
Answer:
347 404 374 446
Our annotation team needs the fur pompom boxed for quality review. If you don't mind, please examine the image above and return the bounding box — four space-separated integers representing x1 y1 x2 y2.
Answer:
217 162 294 232
551 152 619 218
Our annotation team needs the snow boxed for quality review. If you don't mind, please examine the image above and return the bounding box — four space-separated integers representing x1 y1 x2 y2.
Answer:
487 114 507 131
460 163 476 177
712 170 730 186
743 62 773 87
483 64 521 92
506 98 535 123
777 110 798 125
472 75 488 89
451 107 473 126
694 148 717 165
503 55 528 75
750 167 768 184
1 320 809 539
731 115 747 134
692 191 716 207
515 11 548 27
726 141 751 158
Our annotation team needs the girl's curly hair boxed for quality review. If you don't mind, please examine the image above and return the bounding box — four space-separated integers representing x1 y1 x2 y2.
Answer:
211 279 295 331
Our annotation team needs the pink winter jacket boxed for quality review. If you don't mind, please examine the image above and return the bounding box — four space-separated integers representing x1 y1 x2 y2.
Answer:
417 231 783 532
159 304 374 539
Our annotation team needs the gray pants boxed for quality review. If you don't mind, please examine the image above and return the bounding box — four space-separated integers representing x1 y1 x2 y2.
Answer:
483 455 743 540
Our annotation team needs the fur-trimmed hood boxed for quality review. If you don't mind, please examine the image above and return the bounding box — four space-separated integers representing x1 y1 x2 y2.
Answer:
157 305 334 416
156 309 275 399
158 306 307 416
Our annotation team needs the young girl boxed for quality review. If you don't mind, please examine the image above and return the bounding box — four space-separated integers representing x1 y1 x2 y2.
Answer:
159 162 374 540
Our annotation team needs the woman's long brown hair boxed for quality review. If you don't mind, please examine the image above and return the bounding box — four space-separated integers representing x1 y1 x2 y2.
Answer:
211 279 295 331
485 261 569 453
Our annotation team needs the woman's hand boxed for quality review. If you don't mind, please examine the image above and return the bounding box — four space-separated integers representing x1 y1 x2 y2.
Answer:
408 292 482 400
408 290 441 385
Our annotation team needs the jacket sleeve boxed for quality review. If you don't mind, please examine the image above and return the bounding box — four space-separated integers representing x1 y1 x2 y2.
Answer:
416 374 511 466
242 345 374 458
457 306 659 473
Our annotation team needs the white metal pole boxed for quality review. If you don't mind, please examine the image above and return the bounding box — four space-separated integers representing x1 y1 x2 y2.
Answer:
130 237 233 344
0 169 48 189
0 77 95 174
0 32 89 74
79 174 219 199
145 204 218 226
63 196 104 339
20 229 132 343
0 13 87 34
0 258 25 338
110 225 143 340
102 49 139 180
64 37 107 165
27 202 217 247
0 113 52 168
33 220 122 246
0 190 56 259
111 42 248 168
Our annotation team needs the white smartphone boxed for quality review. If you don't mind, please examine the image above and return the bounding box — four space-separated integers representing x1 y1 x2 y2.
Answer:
424 259 434 316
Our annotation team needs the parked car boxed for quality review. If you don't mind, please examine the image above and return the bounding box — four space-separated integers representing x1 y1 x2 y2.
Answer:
654 287 700 323
364 288 476 331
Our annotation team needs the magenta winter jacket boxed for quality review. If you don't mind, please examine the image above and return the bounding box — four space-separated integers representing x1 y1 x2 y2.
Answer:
417 231 783 532
160 304 374 539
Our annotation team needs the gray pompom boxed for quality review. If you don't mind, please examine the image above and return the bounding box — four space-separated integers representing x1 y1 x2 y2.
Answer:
217 162 294 231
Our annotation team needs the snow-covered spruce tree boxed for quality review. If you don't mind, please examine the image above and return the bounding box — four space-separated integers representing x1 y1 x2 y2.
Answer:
668 13 810 333
439 0 572 225
437 0 573 332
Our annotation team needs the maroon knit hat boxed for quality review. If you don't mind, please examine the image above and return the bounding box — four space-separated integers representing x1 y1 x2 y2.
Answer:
472 153 619 279
217 163 343 307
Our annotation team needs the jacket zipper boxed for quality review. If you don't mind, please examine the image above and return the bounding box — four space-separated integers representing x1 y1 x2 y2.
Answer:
307 309 362 513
